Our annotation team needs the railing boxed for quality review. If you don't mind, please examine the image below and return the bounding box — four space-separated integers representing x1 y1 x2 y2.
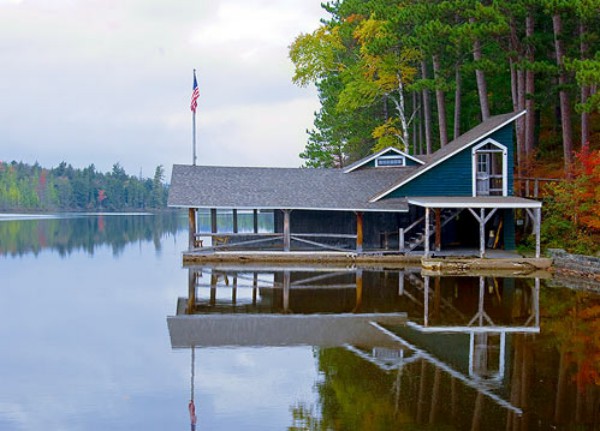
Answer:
514 177 560 199
191 232 357 253
399 215 426 252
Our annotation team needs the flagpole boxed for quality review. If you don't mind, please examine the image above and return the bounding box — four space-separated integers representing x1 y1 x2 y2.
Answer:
192 69 197 166
192 109 197 166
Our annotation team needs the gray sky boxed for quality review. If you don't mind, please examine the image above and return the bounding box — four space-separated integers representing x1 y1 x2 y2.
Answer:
0 0 325 180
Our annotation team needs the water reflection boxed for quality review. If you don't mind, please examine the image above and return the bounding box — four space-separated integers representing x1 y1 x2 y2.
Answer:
167 266 600 430
0 211 185 257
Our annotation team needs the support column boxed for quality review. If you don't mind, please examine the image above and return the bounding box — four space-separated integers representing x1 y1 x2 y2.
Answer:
424 275 430 326
252 272 258 306
232 209 238 234
354 269 363 312
253 209 258 234
535 207 541 258
435 208 442 252
283 209 291 252
424 207 431 257
283 270 290 312
210 208 217 234
186 269 196 314
232 275 237 304
479 208 486 258
356 211 364 253
188 208 197 250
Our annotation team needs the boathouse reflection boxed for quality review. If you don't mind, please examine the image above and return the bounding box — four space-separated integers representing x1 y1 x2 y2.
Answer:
167 267 551 429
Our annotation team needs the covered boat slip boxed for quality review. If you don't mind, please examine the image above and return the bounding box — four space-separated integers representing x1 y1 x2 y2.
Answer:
176 194 543 262
407 196 543 258
167 112 546 264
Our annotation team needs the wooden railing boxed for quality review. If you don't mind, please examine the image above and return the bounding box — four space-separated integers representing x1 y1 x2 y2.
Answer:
514 177 560 199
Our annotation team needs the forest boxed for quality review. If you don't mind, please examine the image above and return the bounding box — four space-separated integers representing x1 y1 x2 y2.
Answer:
290 0 600 177
0 161 168 211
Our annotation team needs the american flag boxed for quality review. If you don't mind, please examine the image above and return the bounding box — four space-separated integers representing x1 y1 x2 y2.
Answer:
190 71 199 113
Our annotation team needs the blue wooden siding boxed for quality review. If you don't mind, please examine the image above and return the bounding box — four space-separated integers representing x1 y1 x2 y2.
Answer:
387 149 473 197
385 124 515 198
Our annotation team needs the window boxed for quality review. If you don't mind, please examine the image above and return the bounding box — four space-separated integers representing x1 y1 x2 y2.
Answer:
375 155 405 167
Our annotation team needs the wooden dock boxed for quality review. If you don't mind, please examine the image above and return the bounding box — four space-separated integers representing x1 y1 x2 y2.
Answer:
182 250 553 273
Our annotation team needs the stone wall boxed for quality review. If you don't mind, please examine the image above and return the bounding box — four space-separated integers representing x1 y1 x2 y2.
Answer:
548 248 600 276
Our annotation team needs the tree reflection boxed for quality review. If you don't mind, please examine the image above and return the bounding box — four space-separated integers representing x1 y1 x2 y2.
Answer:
288 278 600 431
0 212 186 257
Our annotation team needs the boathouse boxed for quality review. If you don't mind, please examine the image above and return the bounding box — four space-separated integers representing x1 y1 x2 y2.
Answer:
168 111 542 258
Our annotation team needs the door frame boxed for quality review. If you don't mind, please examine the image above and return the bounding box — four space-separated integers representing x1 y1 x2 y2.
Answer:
471 138 508 197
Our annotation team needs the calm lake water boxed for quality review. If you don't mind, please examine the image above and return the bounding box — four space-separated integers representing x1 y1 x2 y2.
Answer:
1 213 598 430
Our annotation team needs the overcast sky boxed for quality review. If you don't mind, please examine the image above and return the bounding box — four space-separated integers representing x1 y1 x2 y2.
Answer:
0 0 326 180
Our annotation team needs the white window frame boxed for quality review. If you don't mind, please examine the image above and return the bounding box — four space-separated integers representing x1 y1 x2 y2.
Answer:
471 138 508 197
375 155 406 167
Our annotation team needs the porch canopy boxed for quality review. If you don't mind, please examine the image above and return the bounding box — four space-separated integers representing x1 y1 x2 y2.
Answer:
407 196 542 258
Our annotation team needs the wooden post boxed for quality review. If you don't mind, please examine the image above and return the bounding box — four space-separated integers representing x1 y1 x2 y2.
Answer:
210 208 217 234
283 270 290 312
480 208 486 258
434 208 441 252
398 270 404 295
186 269 196 314
232 209 238 233
209 274 217 306
424 207 431 257
283 209 291 252
188 208 197 250
253 209 258 233
356 211 364 253
399 227 405 252
252 272 258 306
535 207 541 258
232 275 237 304
424 275 430 327
355 269 363 312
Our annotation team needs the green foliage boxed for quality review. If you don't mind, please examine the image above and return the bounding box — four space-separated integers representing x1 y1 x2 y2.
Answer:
0 160 169 212
290 0 600 168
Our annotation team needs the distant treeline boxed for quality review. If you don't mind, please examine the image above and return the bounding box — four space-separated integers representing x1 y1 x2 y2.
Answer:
0 212 185 258
0 161 168 211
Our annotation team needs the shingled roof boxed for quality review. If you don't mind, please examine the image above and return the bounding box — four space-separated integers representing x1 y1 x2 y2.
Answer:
168 165 413 212
369 111 525 202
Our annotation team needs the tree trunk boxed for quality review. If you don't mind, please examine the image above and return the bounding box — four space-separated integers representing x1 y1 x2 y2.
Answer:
509 15 525 177
453 66 462 140
432 54 448 146
510 60 524 177
395 74 409 152
421 61 433 154
471 18 490 120
525 11 536 162
412 91 418 154
580 19 590 148
552 13 574 172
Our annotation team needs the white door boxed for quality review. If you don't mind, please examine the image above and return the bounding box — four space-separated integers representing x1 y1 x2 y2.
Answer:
476 153 490 196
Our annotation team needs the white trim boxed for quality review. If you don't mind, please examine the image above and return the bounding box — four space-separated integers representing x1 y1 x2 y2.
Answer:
168 204 410 213
471 138 508 197
406 197 542 209
369 111 526 202
344 147 424 173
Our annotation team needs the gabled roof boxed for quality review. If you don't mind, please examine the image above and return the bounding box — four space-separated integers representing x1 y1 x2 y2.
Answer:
343 147 425 173
369 111 526 202
168 165 413 212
